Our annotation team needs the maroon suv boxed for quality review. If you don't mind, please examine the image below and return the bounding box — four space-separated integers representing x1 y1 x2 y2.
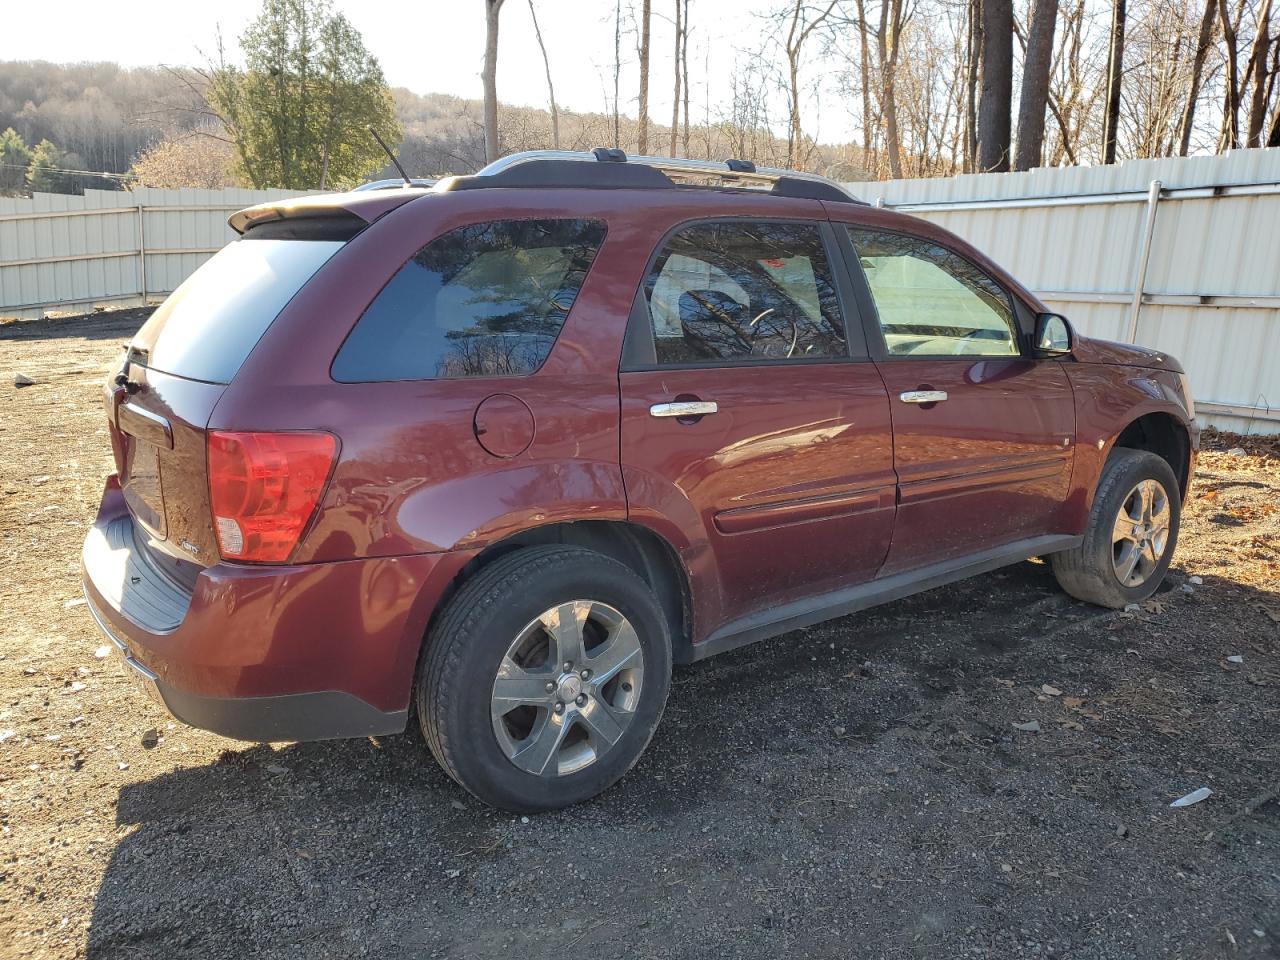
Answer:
82 150 1198 811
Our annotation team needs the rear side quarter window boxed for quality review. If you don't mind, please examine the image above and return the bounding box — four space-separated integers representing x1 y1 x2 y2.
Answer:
332 218 607 382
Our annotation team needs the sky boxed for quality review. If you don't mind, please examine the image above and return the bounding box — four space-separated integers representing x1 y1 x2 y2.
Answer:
0 0 857 139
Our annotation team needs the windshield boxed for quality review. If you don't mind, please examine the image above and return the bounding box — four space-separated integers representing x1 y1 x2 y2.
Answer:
133 238 344 384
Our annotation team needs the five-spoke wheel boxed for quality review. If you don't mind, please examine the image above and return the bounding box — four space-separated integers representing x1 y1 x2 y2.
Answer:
416 546 671 811
492 600 645 777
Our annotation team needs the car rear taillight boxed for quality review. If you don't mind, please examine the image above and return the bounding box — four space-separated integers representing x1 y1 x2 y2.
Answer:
207 431 337 563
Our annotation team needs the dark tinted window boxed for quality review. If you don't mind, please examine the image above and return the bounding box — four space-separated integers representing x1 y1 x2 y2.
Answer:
136 238 344 384
333 218 606 381
643 221 846 365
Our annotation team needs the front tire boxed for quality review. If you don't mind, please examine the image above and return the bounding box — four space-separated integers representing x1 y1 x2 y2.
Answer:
417 546 672 812
1051 448 1181 608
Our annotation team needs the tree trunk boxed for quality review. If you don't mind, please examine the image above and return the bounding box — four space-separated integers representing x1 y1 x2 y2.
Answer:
1245 0 1274 146
854 0 875 167
637 0 652 154
1177 0 1218 155
613 0 622 148
1102 0 1125 164
1014 0 1059 170
978 0 1014 171
877 0 905 177
966 0 982 171
670 0 682 155
527 0 559 149
1218 0 1242 150
681 0 690 156
482 0 504 164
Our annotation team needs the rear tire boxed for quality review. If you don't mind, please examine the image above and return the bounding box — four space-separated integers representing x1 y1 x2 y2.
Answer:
416 545 672 812
1051 448 1181 608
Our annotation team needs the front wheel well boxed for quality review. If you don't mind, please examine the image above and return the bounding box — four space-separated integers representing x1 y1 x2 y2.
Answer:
1112 413 1191 497
432 521 692 661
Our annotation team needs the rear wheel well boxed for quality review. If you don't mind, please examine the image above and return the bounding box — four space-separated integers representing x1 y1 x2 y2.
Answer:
1113 413 1190 496
433 521 691 661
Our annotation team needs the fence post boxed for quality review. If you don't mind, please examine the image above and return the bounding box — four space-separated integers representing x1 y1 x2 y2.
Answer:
1125 179 1162 343
136 203 147 304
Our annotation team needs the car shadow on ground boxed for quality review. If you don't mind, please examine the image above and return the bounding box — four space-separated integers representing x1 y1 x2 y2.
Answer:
84 560 1280 959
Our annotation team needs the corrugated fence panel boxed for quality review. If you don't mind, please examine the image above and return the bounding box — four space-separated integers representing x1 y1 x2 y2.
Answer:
0 187 309 318
854 147 1280 433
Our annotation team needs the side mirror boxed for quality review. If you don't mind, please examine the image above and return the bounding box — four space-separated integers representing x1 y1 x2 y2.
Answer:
1034 312 1073 357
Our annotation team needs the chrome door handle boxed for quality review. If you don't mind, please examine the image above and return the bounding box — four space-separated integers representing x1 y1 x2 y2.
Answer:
650 401 718 418
899 390 948 404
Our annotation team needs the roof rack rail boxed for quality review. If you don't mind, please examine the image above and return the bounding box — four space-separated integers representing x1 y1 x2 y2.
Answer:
436 150 863 204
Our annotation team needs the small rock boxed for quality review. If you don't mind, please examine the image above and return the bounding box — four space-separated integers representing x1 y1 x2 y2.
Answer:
449 799 466 811
0 729 15 743
1041 684 1062 696
445 869 462 880
1124 603 1140 613
1226 655 1244 664
1115 825 1128 838
833 725 846 736
1000 863 1013 873
93 646 110 660
1226 447 1247 457
140 729 159 749
13 373 34 387
23 667 35 675
117 761 129 771
1180 584 1194 594
1188 576 1203 585
63 681 87 694
520 816 530 824
1012 720 1042 733
69 716 84 726
264 762 289 775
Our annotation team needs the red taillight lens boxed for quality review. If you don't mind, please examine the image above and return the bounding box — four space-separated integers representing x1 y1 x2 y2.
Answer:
207 431 337 563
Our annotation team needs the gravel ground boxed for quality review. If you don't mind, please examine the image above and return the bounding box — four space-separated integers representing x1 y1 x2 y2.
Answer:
1 308 1277 960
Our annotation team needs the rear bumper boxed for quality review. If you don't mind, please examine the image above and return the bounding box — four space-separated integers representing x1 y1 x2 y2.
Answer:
81 477 471 742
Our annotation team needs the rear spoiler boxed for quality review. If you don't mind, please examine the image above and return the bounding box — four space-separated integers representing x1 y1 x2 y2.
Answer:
228 190 427 236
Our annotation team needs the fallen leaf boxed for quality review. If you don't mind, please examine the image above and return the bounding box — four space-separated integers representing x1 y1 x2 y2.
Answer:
1063 696 1085 709
1042 684 1063 696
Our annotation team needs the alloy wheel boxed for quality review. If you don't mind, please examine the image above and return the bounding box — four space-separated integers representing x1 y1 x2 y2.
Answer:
490 600 645 777
1111 478 1171 588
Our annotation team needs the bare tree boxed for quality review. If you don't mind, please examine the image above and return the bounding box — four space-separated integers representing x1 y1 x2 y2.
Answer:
979 0 1014 171
1178 0 1219 155
1245 0 1275 145
1014 0 1059 170
671 0 683 155
1218 0 1244 149
681 0 692 155
614 0 623 147
638 0 652 153
482 0 505 163
1101 0 1125 163
965 0 982 170
527 0 560 149
778 0 840 168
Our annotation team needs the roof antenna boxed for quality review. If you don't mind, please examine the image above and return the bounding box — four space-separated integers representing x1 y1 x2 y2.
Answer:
368 126 412 187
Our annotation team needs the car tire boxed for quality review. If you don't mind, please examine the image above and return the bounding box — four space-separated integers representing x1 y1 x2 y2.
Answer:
416 545 672 812
1051 448 1181 609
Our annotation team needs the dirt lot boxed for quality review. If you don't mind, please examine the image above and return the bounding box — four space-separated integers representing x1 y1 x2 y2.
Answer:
1 307 1277 960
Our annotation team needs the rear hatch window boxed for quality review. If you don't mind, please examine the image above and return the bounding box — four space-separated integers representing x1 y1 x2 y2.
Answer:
132 237 345 384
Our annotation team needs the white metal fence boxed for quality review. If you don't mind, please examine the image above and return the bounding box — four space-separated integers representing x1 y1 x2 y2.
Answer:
0 187 309 318
2 151 1277 433
868 148 1280 434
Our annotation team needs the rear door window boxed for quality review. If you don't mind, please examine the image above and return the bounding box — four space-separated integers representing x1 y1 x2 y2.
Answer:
641 221 846 365
136 238 344 383
332 218 607 381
